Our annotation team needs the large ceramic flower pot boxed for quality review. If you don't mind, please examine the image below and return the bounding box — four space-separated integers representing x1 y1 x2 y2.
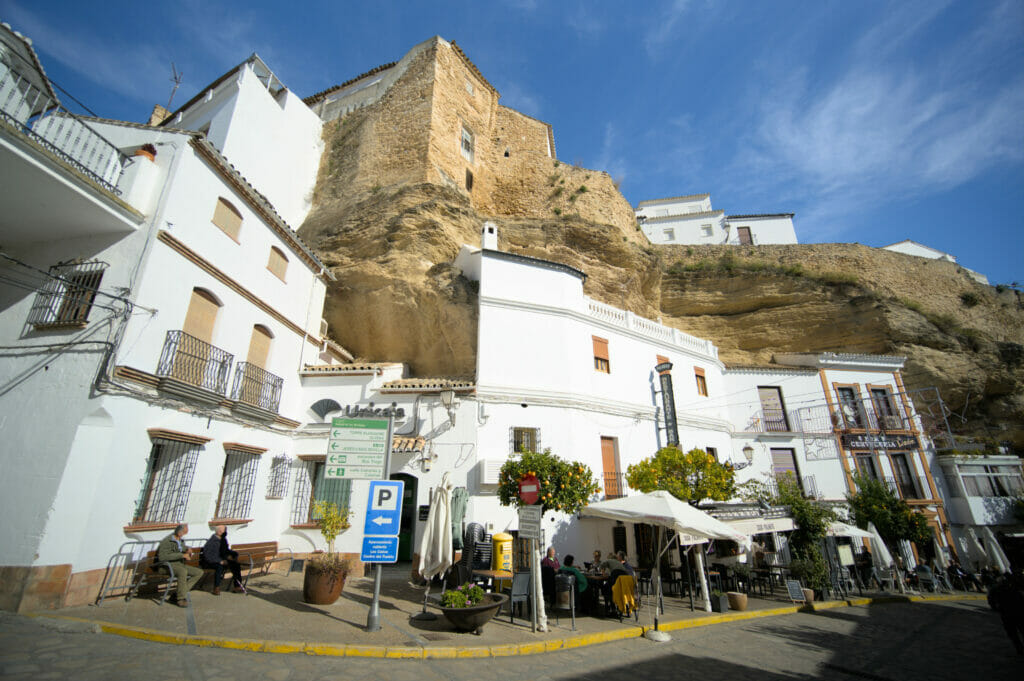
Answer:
438 593 508 634
726 591 748 611
303 564 347 605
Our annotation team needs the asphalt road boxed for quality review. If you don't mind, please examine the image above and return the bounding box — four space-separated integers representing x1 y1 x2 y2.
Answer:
0 599 1016 680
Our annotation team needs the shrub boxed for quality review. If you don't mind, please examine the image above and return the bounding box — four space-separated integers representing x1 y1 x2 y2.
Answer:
960 291 980 307
551 186 564 198
440 583 486 608
686 247 694 256
899 298 923 313
995 284 1008 293
817 271 858 286
552 207 562 216
577 185 588 193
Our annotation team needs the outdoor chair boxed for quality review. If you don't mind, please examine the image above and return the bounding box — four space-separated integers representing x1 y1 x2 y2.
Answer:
610 573 639 622
552 573 576 631
502 571 532 624
541 565 556 605
637 568 653 596
915 565 937 592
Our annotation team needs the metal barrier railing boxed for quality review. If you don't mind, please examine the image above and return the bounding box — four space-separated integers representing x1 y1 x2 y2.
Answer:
230 362 284 413
156 330 234 395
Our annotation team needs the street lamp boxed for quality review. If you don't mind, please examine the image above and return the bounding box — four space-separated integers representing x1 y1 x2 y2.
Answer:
742 444 754 464
440 389 456 426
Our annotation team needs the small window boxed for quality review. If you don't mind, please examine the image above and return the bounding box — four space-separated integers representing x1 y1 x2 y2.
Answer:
290 459 353 526
504 147 510 158
694 366 708 396
215 449 261 519
267 246 288 281
706 447 718 462
212 197 243 241
266 455 291 499
701 224 713 236
465 79 474 95
593 336 610 373
28 261 107 329
512 427 540 454
134 438 202 524
465 168 474 191
461 125 475 163
663 228 675 241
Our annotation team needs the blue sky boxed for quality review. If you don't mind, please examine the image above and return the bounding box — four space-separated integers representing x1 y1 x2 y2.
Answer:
4 1 1022 285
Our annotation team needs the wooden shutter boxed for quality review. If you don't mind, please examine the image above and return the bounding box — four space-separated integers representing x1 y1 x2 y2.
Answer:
694 366 708 396
593 336 610 372
246 325 273 368
212 198 243 241
266 247 288 281
601 436 621 497
182 288 219 343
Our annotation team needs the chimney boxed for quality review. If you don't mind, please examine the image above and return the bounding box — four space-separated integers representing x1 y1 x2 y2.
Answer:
147 104 170 127
481 221 498 250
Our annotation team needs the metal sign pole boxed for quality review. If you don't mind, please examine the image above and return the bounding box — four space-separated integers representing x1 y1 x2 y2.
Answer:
531 537 538 633
366 415 394 632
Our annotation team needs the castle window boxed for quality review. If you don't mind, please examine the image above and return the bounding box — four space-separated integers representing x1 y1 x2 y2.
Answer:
465 79 474 95
504 147 510 158
461 126 475 163
465 169 474 191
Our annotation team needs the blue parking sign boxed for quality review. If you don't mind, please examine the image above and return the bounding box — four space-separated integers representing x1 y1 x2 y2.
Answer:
364 480 403 537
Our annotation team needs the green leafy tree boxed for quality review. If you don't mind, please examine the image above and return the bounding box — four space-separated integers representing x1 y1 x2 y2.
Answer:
774 474 836 591
498 449 600 514
625 446 736 506
846 474 931 548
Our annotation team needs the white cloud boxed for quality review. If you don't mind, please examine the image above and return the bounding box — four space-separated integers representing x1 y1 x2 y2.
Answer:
644 0 692 57
496 80 542 118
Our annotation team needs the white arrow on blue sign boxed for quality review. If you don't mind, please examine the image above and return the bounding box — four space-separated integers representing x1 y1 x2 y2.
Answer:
364 480 403 537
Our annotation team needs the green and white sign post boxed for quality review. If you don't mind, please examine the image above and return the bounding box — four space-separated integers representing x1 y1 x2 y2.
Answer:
324 416 394 632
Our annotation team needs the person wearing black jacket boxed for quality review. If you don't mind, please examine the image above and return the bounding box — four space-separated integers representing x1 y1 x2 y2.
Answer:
201 525 242 595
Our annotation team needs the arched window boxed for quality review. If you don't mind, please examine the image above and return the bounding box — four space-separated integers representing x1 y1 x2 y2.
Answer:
267 246 288 281
246 324 274 369
211 197 243 241
182 287 221 343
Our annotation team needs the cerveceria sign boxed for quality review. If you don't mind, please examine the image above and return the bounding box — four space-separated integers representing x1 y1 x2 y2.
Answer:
841 433 917 450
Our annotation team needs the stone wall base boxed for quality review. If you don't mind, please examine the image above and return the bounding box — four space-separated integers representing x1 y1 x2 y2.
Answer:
0 564 71 612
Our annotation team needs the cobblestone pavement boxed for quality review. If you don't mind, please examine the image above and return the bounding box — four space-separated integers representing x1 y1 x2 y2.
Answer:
1 599 1016 680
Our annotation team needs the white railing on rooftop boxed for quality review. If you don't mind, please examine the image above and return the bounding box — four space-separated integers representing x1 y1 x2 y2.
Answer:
0 61 126 194
585 297 718 358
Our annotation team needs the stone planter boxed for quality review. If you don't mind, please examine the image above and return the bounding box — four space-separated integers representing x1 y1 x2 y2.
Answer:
303 563 347 605
710 593 729 613
801 587 815 604
726 591 748 611
438 593 508 635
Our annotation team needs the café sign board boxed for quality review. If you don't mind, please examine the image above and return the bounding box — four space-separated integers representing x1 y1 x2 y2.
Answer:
841 433 916 450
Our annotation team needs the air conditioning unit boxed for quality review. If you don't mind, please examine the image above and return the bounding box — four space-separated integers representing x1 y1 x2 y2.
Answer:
477 459 503 486
319 318 329 337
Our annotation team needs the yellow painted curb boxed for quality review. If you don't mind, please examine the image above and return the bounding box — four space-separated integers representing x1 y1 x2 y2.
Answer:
23 594 986 658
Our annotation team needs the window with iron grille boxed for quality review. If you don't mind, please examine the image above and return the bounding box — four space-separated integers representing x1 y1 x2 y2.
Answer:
266 455 291 499
133 438 201 524
511 427 540 454
460 125 474 163
290 459 352 525
28 261 107 328
215 450 260 519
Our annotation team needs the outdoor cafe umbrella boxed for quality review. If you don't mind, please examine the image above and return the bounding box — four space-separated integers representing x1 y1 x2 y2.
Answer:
981 526 1011 574
412 472 453 620
867 522 903 593
581 490 751 627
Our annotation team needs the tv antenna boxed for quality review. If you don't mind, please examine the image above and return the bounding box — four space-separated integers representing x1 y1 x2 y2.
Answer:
167 62 183 109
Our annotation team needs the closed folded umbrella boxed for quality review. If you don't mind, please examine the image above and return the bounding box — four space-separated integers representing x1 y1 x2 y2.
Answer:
981 526 1011 574
413 473 452 620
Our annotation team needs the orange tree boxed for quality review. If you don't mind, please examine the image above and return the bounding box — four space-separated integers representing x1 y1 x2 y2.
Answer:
498 449 600 513
625 446 736 506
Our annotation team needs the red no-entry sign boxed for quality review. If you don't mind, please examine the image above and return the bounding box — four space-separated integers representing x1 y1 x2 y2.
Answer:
519 474 541 505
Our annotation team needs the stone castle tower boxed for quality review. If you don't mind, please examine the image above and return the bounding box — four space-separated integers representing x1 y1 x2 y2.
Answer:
303 36 637 234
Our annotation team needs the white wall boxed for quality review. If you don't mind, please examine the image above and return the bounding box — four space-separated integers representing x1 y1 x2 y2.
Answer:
725 216 798 245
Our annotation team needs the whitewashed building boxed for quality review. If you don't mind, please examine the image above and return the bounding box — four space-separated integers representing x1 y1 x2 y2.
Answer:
883 240 988 285
636 194 798 246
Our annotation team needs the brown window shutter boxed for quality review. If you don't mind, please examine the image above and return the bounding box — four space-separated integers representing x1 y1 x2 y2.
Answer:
212 197 243 241
267 247 288 281
593 336 609 360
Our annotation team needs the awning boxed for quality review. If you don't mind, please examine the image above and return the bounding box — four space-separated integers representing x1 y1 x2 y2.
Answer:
723 516 796 536
827 521 875 539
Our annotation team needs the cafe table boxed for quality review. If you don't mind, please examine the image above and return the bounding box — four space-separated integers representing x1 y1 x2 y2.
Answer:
472 568 512 592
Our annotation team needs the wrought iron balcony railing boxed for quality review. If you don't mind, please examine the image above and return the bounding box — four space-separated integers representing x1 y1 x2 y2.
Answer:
832 400 909 432
1 61 127 193
746 408 792 433
231 362 283 414
602 472 627 500
766 473 820 500
156 330 233 396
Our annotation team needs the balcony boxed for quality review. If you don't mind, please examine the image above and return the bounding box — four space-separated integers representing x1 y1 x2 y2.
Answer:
832 400 910 432
848 475 928 501
1 38 141 245
155 330 234 404
746 408 792 433
765 474 821 500
602 472 627 500
230 362 283 418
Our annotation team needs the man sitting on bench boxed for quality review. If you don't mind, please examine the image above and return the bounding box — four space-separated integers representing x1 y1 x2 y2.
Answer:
157 523 203 607
201 525 243 595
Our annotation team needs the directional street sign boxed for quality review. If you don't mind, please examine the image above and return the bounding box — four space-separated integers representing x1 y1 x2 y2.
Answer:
361 480 403 564
326 418 389 479
518 505 543 540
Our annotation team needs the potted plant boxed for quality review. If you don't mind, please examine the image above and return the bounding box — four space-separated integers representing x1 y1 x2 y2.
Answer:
303 500 351 605
436 582 508 635
726 590 748 611
135 143 157 161
709 589 729 613
732 562 752 591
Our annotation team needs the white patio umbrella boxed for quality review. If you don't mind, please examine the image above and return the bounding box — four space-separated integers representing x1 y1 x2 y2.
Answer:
931 537 949 570
581 491 751 626
827 521 875 539
412 472 453 621
867 522 902 593
981 526 1011 574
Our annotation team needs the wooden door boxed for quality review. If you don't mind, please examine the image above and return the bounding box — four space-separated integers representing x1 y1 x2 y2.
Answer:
758 386 789 431
737 227 752 245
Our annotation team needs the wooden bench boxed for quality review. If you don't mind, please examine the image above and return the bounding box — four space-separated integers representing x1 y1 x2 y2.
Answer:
126 540 291 604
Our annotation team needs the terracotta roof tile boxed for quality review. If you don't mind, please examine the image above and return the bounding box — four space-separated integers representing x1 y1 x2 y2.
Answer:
380 377 475 392
302 362 401 374
637 193 710 207
303 61 398 106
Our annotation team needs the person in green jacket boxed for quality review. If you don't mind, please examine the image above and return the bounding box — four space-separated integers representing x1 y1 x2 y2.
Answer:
156 523 203 607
